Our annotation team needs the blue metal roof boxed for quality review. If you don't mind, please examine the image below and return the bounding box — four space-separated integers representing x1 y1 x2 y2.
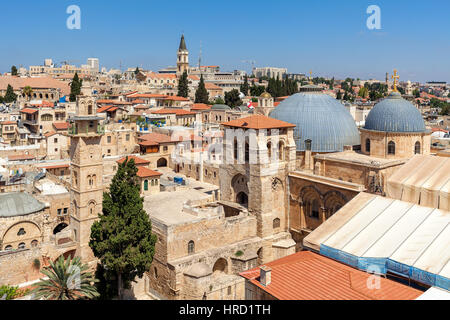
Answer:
364 92 426 133
270 92 360 152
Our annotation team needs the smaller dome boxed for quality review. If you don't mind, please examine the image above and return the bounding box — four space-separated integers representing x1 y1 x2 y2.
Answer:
364 92 426 133
260 92 272 99
211 104 231 111
0 192 45 217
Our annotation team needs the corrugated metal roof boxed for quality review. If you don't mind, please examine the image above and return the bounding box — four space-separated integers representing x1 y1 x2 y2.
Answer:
270 92 360 152
303 193 450 291
364 92 426 132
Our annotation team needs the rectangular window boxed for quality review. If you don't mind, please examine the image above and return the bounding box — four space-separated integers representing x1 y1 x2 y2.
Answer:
63 208 68 215
107 136 112 143
57 208 62 216
126 134 130 141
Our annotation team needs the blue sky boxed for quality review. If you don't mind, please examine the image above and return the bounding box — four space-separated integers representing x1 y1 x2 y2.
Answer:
1 0 449 82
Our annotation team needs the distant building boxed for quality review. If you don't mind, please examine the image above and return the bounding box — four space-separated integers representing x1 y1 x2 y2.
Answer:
252 67 287 79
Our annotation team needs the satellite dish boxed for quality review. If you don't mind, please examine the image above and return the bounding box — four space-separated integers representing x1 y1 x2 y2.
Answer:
238 92 245 99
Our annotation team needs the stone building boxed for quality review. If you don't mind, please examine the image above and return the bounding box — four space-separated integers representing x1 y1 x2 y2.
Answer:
177 35 189 76
67 85 104 263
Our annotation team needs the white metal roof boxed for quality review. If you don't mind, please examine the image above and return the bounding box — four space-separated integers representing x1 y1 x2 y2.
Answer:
303 192 450 290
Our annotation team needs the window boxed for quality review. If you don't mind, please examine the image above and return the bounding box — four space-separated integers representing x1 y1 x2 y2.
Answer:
17 228 26 236
415 141 421 154
107 136 112 143
305 139 312 151
31 240 38 248
310 199 320 219
4 245 12 251
366 139 371 153
188 241 195 254
144 180 149 191
388 141 396 155
273 218 281 229
57 208 62 216
163 146 168 152
18 243 26 249
245 142 249 162
54 138 58 143
63 208 68 215
234 138 238 160
126 134 130 142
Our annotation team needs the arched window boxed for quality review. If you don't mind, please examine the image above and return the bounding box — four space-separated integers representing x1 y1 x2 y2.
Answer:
188 241 195 254
415 141 421 154
267 142 272 160
245 142 249 162
31 240 38 247
144 180 149 191
279 141 284 160
17 228 26 236
18 243 26 249
233 138 238 160
273 218 280 229
388 141 396 155
366 139 371 153
310 199 320 219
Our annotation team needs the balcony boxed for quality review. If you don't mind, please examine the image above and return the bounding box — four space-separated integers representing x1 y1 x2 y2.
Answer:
68 124 105 136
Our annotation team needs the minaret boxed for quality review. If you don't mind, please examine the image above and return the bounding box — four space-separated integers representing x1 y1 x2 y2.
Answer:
177 34 189 76
68 83 104 263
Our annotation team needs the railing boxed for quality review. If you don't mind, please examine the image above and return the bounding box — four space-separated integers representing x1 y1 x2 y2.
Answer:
68 124 105 135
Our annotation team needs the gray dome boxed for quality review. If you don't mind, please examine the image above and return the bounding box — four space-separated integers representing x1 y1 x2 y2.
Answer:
270 92 360 152
0 192 45 218
211 104 231 111
364 92 426 133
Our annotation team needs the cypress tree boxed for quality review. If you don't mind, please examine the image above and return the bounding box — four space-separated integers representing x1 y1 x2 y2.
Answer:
4 84 17 103
70 73 82 102
195 74 209 104
177 71 189 98
90 158 157 300
240 75 249 96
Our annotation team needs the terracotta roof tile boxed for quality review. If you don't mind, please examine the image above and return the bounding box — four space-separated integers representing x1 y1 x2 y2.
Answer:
137 167 162 178
8 154 36 161
151 108 195 116
116 155 150 165
222 114 295 129
240 251 423 300
53 122 69 130
20 108 38 114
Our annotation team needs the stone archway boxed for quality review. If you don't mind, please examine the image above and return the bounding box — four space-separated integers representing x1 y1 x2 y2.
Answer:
157 158 168 167
212 258 228 274
231 174 249 206
236 192 248 207
53 223 68 235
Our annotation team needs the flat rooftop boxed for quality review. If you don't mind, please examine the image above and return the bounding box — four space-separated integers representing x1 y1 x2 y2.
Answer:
315 151 407 168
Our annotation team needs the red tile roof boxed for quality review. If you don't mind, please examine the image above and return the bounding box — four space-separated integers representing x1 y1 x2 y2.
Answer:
20 108 38 114
0 121 17 125
222 114 295 130
191 103 212 111
41 164 70 170
116 155 150 165
129 93 168 99
8 154 36 161
53 122 69 130
163 96 190 102
137 167 162 178
0 76 70 95
44 131 57 138
151 108 196 116
139 132 175 144
240 251 423 300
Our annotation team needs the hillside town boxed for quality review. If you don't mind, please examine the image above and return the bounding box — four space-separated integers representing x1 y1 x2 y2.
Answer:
0 33 449 303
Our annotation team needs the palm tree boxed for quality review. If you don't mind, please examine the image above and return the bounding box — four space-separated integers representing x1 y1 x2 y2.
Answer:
22 86 33 102
32 255 99 300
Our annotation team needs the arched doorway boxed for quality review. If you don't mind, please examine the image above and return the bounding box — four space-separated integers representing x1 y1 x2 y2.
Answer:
236 192 248 207
212 258 228 274
157 158 167 167
53 223 68 235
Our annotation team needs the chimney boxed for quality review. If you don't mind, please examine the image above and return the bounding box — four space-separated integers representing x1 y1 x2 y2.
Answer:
259 266 272 286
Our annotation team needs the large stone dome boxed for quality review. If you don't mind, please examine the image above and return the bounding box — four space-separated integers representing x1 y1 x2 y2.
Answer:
364 92 426 133
269 89 360 152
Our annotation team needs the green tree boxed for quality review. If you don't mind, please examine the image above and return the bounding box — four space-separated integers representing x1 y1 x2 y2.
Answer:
11 66 18 76
70 73 82 102
240 75 249 96
225 89 242 108
22 86 33 101
336 90 342 100
250 84 265 96
177 70 189 98
90 157 157 300
413 89 420 98
195 74 209 104
358 87 369 99
32 255 99 300
4 84 17 103
212 97 225 105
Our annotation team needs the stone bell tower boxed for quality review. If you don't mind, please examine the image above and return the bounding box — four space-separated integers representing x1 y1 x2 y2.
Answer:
255 92 275 116
68 84 104 263
219 115 297 264
177 34 189 76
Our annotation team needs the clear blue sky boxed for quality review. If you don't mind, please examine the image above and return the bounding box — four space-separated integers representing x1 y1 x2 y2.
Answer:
2 0 449 82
